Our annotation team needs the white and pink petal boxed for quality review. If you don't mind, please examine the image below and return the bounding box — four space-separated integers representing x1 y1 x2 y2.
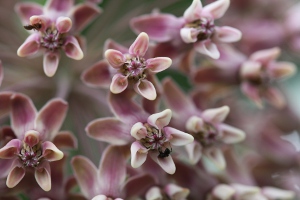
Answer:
213 26 242 43
194 40 220 59
219 124 246 144
150 152 176 174
0 139 22 159
43 52 60 77
147 109 172 129
104 50 125 68
146 57 172 73
164 127 194 146
202 0 230 19
63 36 84 60
42 141 64 162
35 161 51 191
17 33 40 57
56 16 72 33
201 106 230 124
185 142 202 164
6 160 25 188
130 122 148 140
131 141 149 168
110 74 128 94
129 32 149 57
183 0 203 22
134 79 157 101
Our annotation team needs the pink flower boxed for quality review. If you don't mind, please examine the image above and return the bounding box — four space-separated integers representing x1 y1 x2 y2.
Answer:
16 0 101 77
0 93 70 191
104 32 172 100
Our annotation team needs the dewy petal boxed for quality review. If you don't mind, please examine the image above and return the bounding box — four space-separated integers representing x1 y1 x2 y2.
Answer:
43 52 60 77
183 0 203 22
204 147 226 169
81 60 111 88
15 2 43 24
63 36 84 60
71 156 99 199
56 16 72 33
104 49 125 68
147 109 172 129
131 141 148 168
268 61 297 80
69 3 101 32
150 152 176 174
145 186 163 200
129 32 149 57
219 124 246 144
249 47 281 65
180 27 198 43
134 79 157 101
35 161 51 191
213 26 242 43
201 106 230 124
194 40 220 59
164 184 190 200
131 122 147 140
24 130 39 147
202 0 230 19
110 74 128 94
11 93 37 139
86 118 132 145
264 87 286 109
52 131 77 149
42 141 64 162
185 142 202 164
146 57 172 73
17 33 40 57
35 98 68 140
6 161 25 188
241 82 263 108
164 127 194 146
0 139 22 159
262 187 295 199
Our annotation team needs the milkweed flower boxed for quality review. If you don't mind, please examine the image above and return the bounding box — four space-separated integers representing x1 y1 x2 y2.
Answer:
0 93 70 191
145 184 190 200
16 0 101 77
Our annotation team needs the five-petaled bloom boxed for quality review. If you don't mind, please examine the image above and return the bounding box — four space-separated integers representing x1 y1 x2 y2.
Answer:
16 0 100 77
105 32 172 100
130 109 194 174
0 93 68 191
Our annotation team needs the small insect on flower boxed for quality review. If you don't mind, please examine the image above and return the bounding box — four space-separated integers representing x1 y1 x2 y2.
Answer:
24 23 42 31
158 147 172 158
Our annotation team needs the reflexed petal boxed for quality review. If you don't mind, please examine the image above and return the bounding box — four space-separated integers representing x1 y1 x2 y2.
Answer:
0 139 22 159
24 130 39 147
104 39 128 54
131 122 147 140
241 82 263 108
17 33 40 57
212 184 235 199
264 87 286 109
185 142 202 164
63 36 84 60
183 0 203 22
70 3 101 32
131 141 148 168
15 3 43 24
145 187 163 200
185 116 204 133
262 187 295 199
71 156 99 199
194 41 220 59
6 161 25 188
43 52 60 77
35 162 51 191
86 118 132 145
35 98 68 140
150 152 176 174
44 0 73 14
214 26 242 43
147 109 172 129
11 94 37 139
52 131 77 149
81 60 111 88
0 92 14 119
204 148 226 169
219 124 246 144
134 79 157 100
123 174 156 198
250 47 281 65
146 57 172 73
202 106 230 124
104 50 125 68
164 127 194 146
202 0 230 19
56 16 72 33
129 32 149 57
164 184 190 200
110 74 128 94
42 141 64 162
131 14 183 42
180 27 198 43
268 62 297 80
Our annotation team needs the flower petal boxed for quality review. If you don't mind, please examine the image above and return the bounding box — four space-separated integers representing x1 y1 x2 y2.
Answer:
15 2 43 24
35 161 51 191
185 142 202 164
42 141 64 162
6 161 25 188
43 52 60 77
0 92 14 119
194 40 220 59
212 184 235 199
213 26 242 43
164 127 194 146
241 82 263 108
146 57 172 73
134 79 157 101
180 27 198 43
131 141 148 168
204 147 226 169
268 61 297 80
104 50 125 68
219 124 246 144
202 0 230 19
44 0 73 15
69 3 101 32
183 0 203 22
164 184 190 200
185 116 204 133
145 187 163 200
29 15 51 32
56 16 72 33
123 174 156 199
0 139 22 159
147 109 172 129
71 156 99 199
86 117 132 145
52 131 77 149
10 93 37 139
150 152 176 174
201 106 230 124
129 32 149 57
264 87 286 109
262 187 295 199
24 130 39 147
250 47 281 65
63 36 84 60
110 74 128 94
17 33 40 57
240 60 262 80
131 122 147 140
81 60 111 88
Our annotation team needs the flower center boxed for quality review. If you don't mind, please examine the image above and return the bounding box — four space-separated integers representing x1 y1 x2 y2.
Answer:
140 123 167 151
185 18 215 41
40 28 64 51
194 122 219 147
122 56 147 81
18 142 42 168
